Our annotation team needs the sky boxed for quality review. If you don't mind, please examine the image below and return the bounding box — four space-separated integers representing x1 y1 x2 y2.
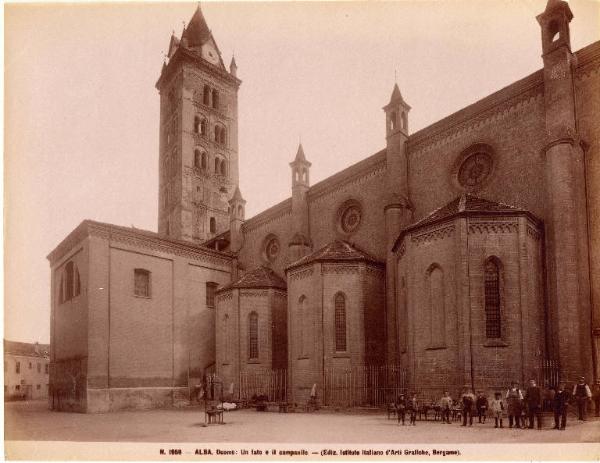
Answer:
4 1 600 344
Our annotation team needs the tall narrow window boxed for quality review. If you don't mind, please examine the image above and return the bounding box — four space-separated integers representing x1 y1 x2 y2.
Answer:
212 89 219 109
206 282 218 308
194 116 200 134
201 152 208 169
214 157 220 174
65 262 74 301
203 85 210 105
484 259 502 338
249 311 259 359
200 118 207 136
219 127 227 145
59 274 64 304
37 363 41 373
194 150 201 168
334 293 347 352
134 268 151 298
428 264 445 348
16 362 20 374
220 160 226 176
74 267 81 297
209 217 216 233
214 125 221 143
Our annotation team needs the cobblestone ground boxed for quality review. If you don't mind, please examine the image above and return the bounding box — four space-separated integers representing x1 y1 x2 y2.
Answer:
4 400 600 444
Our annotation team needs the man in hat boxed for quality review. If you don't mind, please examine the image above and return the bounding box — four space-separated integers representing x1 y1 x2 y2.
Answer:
525 379 542 429
572 376 592 421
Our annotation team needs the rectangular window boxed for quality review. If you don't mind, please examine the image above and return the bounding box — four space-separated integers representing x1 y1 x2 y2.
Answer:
29 362 32 369
16 361 20 374
37 363 41 373
36 384 41 390
45 364 49 374
134 269 151 298
206 282 218 308
15 385 20 391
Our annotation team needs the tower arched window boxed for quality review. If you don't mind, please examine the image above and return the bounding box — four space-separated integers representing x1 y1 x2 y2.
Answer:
209 217 216 234
214 125 220 143
484 258 502 339
214 157 220 174
203 85 210 105
200 118 207 136
219 127 227 145
334 292 347 352
212 89 219 109
237 205 243 218
194 149 201 168
220 160 226 176
65 262 74 301
401 112 408 130
390 111 397 131
201 152 208 169
194 116 200 134
249 311 259 360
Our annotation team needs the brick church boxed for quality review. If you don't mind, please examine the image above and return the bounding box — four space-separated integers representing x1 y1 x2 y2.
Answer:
48 0 600 412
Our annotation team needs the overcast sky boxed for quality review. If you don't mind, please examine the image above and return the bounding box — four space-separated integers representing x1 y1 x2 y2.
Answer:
4 1 599 343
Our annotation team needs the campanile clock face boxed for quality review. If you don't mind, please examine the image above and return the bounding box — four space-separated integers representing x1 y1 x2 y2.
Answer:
202 44 219 65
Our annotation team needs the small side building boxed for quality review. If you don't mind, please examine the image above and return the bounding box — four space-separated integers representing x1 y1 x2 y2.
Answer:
47 220 233 412
4 340 50 400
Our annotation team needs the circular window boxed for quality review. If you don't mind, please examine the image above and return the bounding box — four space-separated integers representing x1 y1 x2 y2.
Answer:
337 200 362 235
458 151 493 189
263 236 280 262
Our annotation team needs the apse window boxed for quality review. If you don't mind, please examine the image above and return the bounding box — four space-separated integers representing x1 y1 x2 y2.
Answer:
134 268 151 298
206 282 218 308
334 293 347 352
484 259 502 339
249 311 259 360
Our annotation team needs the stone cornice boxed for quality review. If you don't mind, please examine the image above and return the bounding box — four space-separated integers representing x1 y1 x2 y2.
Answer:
407 70 544 155
47 220 233 267
575 41 600 77
156 47 241 90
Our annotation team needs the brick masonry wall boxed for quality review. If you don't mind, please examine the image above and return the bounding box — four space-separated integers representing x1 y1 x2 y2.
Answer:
576 59 600 381
407 93 547 224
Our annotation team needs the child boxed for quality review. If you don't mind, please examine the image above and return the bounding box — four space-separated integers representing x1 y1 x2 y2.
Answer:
439 391 453 424
396 394 407 426
490 392 504 428
408 394 418 426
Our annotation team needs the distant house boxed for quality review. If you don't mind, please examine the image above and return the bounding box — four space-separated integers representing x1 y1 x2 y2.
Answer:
4 340 50 400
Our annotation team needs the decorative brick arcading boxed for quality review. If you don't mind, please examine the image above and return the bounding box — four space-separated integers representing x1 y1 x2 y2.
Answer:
468 221 519 234
287 268 314 281
411 225 455 245
240 289 269 298
309 162 386 205
526 226 541 241
321 264 360 275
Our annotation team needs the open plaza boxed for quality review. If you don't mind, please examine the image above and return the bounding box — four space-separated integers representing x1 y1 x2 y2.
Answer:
4 401 599 444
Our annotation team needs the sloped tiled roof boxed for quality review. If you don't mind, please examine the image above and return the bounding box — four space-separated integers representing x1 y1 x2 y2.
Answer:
412 194 520 229
181 5 212 48
392 194 539 252
218 266 286 292
287 240 382 271
4 340 49 358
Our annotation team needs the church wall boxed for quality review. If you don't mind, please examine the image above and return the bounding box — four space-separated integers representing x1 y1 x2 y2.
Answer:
215 290 237 395
184 263 230 384
407 92 547 224
239 205 292 277
401 227 461 398
50 241 89 412
575 55 600 381
308 164 387 262
238 290 274 375
271 290 288 371
287 266 322 404
466 220 542 391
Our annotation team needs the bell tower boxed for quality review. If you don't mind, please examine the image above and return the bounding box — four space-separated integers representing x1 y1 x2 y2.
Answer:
156 5 241 243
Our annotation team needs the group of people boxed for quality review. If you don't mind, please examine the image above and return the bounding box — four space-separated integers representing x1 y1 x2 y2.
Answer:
394 376 599 431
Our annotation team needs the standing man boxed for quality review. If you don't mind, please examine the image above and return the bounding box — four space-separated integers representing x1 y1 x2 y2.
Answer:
461 389 475 427
572 376 592 421
506 382 524 428
525 379 542 429
553 383 568 430
476 391 489 424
